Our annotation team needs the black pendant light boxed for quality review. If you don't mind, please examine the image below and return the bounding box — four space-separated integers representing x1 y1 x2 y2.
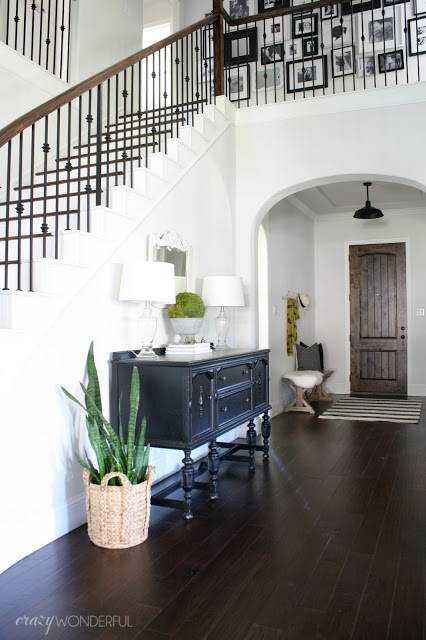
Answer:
354 182 384 219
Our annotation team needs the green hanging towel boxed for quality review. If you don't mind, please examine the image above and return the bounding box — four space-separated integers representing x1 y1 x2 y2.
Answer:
287 297 299 356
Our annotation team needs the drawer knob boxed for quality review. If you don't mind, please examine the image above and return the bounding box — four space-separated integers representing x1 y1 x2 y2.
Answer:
242 370 248 375
220 407 228 413
243 397 250 403
219 375 227 381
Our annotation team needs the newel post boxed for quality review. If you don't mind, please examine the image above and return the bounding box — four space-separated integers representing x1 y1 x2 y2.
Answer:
212 0 224 97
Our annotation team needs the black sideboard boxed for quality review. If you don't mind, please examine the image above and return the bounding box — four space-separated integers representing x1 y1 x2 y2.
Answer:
110 348 271 519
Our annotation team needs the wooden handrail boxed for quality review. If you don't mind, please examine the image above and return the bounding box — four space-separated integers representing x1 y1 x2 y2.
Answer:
0 14 217 149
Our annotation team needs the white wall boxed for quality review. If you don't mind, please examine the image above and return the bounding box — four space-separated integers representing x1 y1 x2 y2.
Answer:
0 42 69 128
0 124 237 575
70 0 143 83
315 212 426 396
261 202 315 415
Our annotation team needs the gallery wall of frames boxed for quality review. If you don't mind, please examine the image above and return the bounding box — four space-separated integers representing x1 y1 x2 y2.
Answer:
203 0 426 104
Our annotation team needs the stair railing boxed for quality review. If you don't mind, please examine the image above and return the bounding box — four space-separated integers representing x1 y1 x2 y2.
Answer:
0 13 219 293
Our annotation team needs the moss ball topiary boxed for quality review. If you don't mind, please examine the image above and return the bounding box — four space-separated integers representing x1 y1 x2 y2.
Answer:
168 292 205 318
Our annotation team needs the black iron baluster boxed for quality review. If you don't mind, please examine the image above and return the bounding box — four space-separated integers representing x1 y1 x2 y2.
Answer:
54 108 60 258
29 124 35 292
65 101 72 230
171 42 175 139
3 141 12 290
42 115 50 258
137 61 142 167
144 57 149 167
163 46 168 155
38 0 44 67
129 66 134 188
6 0 11 46
95 84 102 207
190 32 194 124
106 78 111 204
53 0 59 76
59 0 66 81
14 0 19 50
16 132 23 290
86 90 93 231
402 0 409 85
115 74 119 180
66 0 72 82
122 70 128 185
45 0 52 73
151 53 157 155
77 95 82 229
22 0 28 57
281 14 286 101
157 50 161 153
31 0 36 62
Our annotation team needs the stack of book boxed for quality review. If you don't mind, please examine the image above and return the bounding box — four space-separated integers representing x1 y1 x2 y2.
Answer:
166 342 212 356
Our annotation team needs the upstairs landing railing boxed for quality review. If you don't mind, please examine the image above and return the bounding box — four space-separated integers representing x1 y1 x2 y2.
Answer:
1 0 426 294
2 0 73 81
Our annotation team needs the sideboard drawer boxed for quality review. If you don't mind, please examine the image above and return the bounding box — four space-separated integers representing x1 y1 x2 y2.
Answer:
218 388 251 425
217 362 251 390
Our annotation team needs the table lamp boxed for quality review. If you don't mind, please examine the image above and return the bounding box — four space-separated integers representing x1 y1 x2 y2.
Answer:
202 275 244 350
119 261 175 358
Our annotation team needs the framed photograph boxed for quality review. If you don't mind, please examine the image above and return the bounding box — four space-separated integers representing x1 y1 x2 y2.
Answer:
258 0 290 11
342 0 381 15
415 0 426 13
286 55 328 92
332 45 355 76
227 64 250 101
202 26 214 60
378 49 404 71
229 0 250 19
271 22 281 35
358 9 400 53
292 13 319 38
224 27 258 65
198 61 215 98
256 65 284 90
321 4 339 19
358 55 375 76
383 0 410 5
408 17 426 55
286 39 301 59
302 37 319 56
261 42 285 64
323 16 353 49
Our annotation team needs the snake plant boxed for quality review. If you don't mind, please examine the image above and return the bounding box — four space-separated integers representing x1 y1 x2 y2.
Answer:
61 342 150 485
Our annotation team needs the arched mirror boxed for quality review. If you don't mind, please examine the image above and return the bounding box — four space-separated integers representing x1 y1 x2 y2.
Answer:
148 231 190 304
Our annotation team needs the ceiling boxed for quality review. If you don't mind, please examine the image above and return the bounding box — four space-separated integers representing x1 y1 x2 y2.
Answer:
286 180 426 218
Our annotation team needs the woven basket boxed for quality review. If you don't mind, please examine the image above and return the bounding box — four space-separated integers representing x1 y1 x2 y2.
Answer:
83 466 155 549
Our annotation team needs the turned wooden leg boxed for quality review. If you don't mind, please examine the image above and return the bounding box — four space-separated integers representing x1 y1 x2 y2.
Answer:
208 439 220 500
181 448 194 519
246 419 257 471
261 411 271 460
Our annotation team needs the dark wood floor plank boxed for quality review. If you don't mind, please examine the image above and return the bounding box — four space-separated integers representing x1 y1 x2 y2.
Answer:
1 400 425 640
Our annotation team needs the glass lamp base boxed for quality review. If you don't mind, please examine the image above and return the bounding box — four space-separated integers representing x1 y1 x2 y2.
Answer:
135 346 159 359
215 307 230 350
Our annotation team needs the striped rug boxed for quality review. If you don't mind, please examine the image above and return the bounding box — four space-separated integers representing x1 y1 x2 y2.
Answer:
319 397 422 424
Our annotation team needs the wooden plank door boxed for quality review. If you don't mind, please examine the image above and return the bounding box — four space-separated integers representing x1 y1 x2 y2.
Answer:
349 243 407 396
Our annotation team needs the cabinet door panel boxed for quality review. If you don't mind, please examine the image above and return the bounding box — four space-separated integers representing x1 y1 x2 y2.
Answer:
253 359 268 408
191 371 214 437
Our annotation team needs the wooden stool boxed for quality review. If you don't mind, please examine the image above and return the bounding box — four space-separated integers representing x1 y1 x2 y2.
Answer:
283 370 325 414
305 369 333 403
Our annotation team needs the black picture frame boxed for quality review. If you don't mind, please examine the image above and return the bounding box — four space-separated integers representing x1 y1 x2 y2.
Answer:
227 64 251 101
292 13 319 39
224 27 258 66
378 49 405 72
302 36 319 56
286 55 328 92
229 0 250 20
341 0 381 15
258 0 290 12
260 42 285 64
332 45 355 77
408 17 426 55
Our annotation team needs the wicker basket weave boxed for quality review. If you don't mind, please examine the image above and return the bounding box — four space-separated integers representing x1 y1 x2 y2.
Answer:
83 466 155 549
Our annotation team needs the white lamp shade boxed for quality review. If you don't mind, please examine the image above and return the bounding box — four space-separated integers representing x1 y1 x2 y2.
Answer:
119 261 176 304
202 276 245 307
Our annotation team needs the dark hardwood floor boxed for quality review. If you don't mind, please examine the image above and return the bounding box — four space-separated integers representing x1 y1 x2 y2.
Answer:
2 398 426 640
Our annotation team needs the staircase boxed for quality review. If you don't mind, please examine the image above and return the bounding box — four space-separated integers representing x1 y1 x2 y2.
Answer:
0 96 234 341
